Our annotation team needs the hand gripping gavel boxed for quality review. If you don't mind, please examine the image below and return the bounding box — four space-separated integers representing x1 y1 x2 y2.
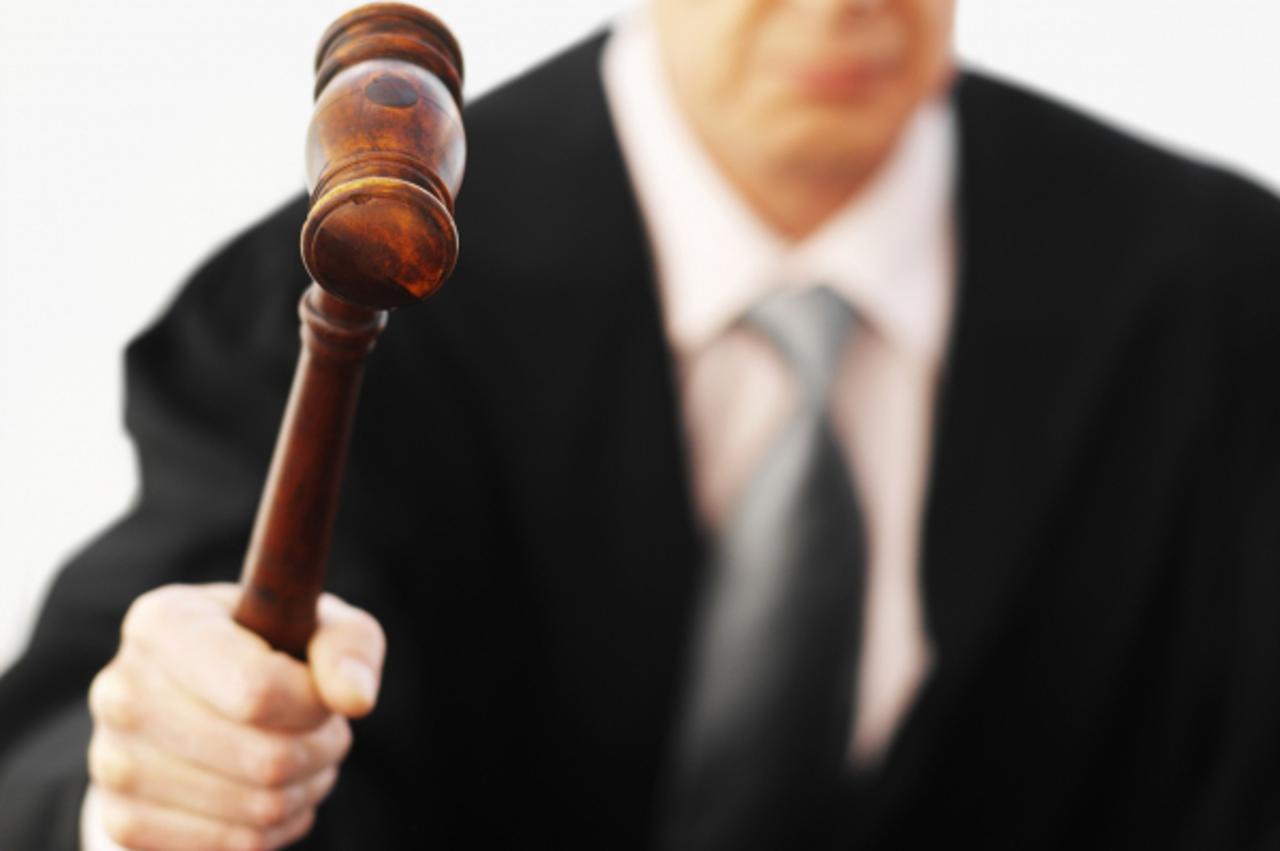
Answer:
233 3 465 657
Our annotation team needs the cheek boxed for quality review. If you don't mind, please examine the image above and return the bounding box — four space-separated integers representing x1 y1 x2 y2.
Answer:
904 0 956 93
702 0 781 100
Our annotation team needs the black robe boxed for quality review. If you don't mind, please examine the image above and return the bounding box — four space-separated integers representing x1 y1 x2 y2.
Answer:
3 31 1279 850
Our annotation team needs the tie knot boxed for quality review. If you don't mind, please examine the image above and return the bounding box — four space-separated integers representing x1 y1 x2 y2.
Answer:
743 285 855 403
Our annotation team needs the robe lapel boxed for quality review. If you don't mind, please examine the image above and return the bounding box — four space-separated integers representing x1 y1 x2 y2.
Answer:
869 72 1137 784
443 30 706 834
920 72 1071 689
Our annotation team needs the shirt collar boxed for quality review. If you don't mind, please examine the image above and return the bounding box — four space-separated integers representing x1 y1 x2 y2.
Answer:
601 6 957 359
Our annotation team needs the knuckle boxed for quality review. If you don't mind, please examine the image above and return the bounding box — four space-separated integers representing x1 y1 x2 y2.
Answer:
223 826 270 851
101 798 144 847
283 807 318 845
308 767 340 805
330 717 353 762
251 741 300 787
248 788 292 828
307 717 352 769
88 735 139 795
121 585 178 640
88 667 138 730
232 669 283 724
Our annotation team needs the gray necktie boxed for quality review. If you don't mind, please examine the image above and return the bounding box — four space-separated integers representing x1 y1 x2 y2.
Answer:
658 285 866 851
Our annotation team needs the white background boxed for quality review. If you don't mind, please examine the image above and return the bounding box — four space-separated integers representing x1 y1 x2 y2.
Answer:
2 1 1278 672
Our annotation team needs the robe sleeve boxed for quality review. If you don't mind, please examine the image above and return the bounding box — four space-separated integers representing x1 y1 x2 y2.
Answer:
0 181 513 849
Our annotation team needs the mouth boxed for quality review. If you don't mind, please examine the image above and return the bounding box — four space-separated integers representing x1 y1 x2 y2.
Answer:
787 55 902 101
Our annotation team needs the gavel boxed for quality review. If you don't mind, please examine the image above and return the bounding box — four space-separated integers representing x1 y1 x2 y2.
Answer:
232 3 466 658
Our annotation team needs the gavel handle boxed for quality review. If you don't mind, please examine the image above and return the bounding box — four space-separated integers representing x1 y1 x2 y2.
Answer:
233 284 387 658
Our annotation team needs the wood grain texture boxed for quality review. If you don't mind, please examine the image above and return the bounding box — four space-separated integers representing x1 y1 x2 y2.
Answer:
234 3 465 657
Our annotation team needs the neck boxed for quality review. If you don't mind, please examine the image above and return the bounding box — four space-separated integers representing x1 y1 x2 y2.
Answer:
722 150 892 242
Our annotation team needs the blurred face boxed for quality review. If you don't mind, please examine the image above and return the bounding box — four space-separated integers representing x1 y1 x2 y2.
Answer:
652 0 956 228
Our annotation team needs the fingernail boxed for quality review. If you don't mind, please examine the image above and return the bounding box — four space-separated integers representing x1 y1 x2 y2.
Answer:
338 656 377 705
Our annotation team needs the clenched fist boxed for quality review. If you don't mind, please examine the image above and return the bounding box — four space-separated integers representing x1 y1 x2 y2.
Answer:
84 583 385 850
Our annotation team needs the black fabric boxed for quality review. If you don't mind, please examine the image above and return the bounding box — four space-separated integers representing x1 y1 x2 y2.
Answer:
2 29 1279 850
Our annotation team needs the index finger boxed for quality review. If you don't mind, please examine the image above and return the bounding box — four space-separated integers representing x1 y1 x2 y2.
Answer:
123 583 330 731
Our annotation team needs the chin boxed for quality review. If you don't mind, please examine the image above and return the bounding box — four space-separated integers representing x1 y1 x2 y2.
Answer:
759 105 908 183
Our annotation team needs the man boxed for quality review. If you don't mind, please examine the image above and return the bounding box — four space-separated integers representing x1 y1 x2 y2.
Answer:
2 0 1279 848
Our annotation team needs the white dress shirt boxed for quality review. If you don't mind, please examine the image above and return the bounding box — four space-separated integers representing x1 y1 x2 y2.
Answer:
601 6 956 766
84 10 959 848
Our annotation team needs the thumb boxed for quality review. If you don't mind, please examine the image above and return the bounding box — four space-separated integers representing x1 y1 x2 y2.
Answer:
307 594 386 718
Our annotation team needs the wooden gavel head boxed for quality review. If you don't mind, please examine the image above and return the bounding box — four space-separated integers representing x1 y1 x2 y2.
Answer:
302 3 465 309
233 4 465 658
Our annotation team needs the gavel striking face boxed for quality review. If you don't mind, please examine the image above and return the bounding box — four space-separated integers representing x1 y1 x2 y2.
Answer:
303 2 465 309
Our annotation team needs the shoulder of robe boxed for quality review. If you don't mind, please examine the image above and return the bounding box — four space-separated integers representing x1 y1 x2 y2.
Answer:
115 27 626 468
956 69 1280 356
124 25 616 373
128 192 311 375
